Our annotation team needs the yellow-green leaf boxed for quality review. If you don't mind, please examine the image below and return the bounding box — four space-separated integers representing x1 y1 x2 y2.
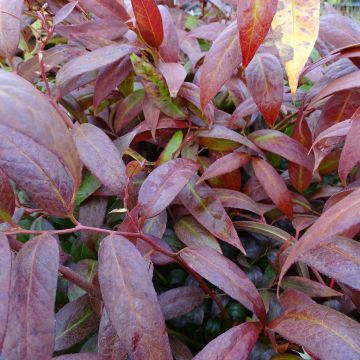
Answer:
271 0 320 95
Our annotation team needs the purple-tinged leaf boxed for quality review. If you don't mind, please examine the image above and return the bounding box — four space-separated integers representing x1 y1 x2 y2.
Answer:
237 0 278 67
72 123 127 196
339 108 360 184
98 235 172 359
56 44 136 97
280 187 360 286
178 175 245 253
55 295 99 351
159 62 187 98
169 336 193 360
200 22 242 109
0 168 15 223
142 93 160 140
249 130 314 171
252 158 293 219
0 233 10 350
268 300 360 360
0 70 80 216
53 1 78 25
94 58 132 110
193 322 262 360
0 0 24 59
158 287 204 320
53 354 100 360
180 246 266 322
159 5 180 62
138 158 199 218
187 22 227 41
281 276 342 298
78 0 129 21
245 53 283 127
174 216 222 253
98 310 123 360
198 152 250 183
2 235 59 360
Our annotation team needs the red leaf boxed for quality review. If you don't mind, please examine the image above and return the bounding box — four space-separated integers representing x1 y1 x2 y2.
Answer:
339 108 360 184
138 158 199 218
268 300 360 360
200 22 242 109
0 234 10 350
131 0 164 48
98 235 172 360
179 246 266 323
158 287 204 320
2 235 59 360
198 152 250 183
245 53 283 127
193 322 262 360
252 158 293 219
142 93 160 140
249 130 314 171
237 0 278 67
72 123 127 196
0 168 15 223
0 0 24 59
178 175 246 253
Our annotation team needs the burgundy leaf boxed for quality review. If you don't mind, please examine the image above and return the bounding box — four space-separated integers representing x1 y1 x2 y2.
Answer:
193 322 262 360
158 287 204 320
55 295 99 351
159 62 187 98
174 216 222 253
178 175 245 253
56 44 136 97
187 22 227 41
0 168 15 223
142 93 160 140
245 53 283 127
0 70 80 216
53 354 100 360
53 1 78 25
130 0 163 48
238 0 278 67
268 300 360 360
0 233 11 350
200 22 242 109
169 336 193 360
72 123 127 196
138 158 199 218
249 130 314 171
198 152 250 183
0 0 23 59
98 235 172 360
159 5 179 62
281 276 342 298
2 235 59 360
78 0 129 21
179 246 266 323
252 157 293 219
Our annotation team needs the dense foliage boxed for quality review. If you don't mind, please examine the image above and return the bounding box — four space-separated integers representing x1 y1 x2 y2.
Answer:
1 0 360 359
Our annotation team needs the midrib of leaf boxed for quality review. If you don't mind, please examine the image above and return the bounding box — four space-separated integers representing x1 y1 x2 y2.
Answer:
137 0 158 45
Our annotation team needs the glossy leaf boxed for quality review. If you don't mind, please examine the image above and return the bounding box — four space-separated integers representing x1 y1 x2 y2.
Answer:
198 152 250 183
72 123 127 196
268 300 360 360
56 44 136 96
131 0 163 48
130 53 187 119
0 70 80 216
78 0 129 21
271 0 320 94
0 233 10 350
138 158 199 218
174 216 222 253
193 322 262 360
252 157 293 219
98 235 172 359
200 22 242 109
178 175 246 253
0 0 23 59
55 295 99 351
2 235 59 360
237 0 278 67
245 53 283 127
179 246 266 323
158 287 204 320
0 168 14 223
